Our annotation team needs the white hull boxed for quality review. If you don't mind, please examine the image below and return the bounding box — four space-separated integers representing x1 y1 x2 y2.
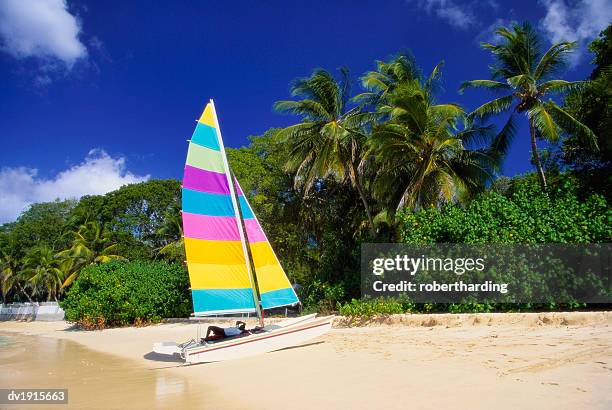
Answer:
153 314 333 364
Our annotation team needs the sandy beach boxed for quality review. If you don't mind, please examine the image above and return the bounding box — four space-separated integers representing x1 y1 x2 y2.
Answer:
1 312 611 409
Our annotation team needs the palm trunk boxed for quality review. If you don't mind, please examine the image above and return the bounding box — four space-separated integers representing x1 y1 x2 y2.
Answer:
529 120 547 191
16 281 34 304
350 163 375 237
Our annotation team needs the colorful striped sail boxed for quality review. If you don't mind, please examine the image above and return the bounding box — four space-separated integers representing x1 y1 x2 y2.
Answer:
182 100 299 316
182 101 256 315
235 180 300 309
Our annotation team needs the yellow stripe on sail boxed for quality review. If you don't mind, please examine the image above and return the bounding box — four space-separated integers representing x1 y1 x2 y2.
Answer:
198 103 216 127
187 262 252 289
249 241 277 267
253 264 292 293
184 237 245 265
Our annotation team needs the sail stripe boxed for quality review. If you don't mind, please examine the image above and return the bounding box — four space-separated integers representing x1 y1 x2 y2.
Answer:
198 104 216 127
244 219 266 243
251 264 292 293
182 213 239 241
186 143 225 174
238 196 254 219
182 188 234 216
187 263 251 288
192 289 255 314
249 241 277 267
235 181 244 196
191 123 221 151
184 237 245 264
183 166 230 195
260 287 299 309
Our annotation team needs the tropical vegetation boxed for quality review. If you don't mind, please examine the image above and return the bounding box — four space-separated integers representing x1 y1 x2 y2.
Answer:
1 22 610 325
460 22 598 191
62 261 191 329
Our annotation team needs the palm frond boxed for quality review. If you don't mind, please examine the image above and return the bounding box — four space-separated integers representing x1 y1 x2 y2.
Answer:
534 41 577 80
528 103 560 142
545 101 599 149
424 61 444 95
469 94 514 120
273 100 330 121
539 79 587 94
488 114 518 168
459 80 510 94
506 74 533 89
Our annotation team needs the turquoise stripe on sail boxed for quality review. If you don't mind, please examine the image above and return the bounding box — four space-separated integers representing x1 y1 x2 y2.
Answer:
191 123 220 151
238 196 254 219
192 288 256 314
182 188 234 216
260 287 299 309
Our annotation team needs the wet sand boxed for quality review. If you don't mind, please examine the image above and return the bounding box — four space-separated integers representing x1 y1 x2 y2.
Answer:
1 312 611 409
0 333 230 409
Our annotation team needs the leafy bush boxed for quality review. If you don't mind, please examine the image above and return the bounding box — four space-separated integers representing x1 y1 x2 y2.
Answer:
301 280 346 314
381 174 610 314
337 298 408 319
61 261 191 329
398 174 611 244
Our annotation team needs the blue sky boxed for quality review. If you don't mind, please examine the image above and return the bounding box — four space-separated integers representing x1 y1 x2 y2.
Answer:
0 0 610 222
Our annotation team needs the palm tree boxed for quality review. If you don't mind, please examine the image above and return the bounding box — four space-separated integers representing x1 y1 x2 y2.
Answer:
274 68 377 235
354 52 426 107
0 251 33 303
368 74 496 212
58 221 124 287
22 246 64 301
156 204 185 263
460 22 597 190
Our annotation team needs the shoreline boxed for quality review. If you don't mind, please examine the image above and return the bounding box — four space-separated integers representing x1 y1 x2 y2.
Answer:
2 311 611 409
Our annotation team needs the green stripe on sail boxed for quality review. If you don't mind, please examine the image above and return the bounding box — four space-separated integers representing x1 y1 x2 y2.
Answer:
186 143 225 174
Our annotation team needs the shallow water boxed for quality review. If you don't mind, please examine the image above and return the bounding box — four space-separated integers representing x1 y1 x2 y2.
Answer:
0 333 222 409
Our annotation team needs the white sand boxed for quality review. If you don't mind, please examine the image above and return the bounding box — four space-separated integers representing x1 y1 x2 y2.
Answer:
2 312 611 409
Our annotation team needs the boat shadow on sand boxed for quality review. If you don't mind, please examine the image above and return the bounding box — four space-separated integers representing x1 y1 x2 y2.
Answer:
143 352 184 363
142 341 325 364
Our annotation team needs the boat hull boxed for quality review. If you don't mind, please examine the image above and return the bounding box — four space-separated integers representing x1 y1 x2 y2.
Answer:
152 314 333 363
184 316 332 363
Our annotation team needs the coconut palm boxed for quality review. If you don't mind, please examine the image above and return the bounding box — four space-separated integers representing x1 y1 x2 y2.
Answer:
274 68 377 235
355 52 442 110
156 204 185 263
58 221 124 287
22 246 64 301
368 75 496 212
1 251 34 303
460 22 597 190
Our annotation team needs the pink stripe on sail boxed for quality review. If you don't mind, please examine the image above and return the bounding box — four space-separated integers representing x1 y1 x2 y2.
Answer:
183 165 230 194
182 213 240 241
245 219 267 243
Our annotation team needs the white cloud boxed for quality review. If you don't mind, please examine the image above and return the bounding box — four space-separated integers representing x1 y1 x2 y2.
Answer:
540 0 612 64
409 0 476 30
0 0 87 67
0 149 150 223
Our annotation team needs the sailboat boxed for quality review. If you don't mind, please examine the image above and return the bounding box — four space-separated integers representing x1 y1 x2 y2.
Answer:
153 100 333 363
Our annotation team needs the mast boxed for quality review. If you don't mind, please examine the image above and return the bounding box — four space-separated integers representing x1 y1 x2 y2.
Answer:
209 99 264 326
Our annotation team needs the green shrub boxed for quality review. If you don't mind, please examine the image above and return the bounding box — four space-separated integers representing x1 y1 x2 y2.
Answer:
398 173 611 244
385 174 610 314
337 298 407 319
301 280 346 314
61 260 191 329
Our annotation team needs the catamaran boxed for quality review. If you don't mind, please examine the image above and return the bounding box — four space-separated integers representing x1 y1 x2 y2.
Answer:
153 100 333 363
